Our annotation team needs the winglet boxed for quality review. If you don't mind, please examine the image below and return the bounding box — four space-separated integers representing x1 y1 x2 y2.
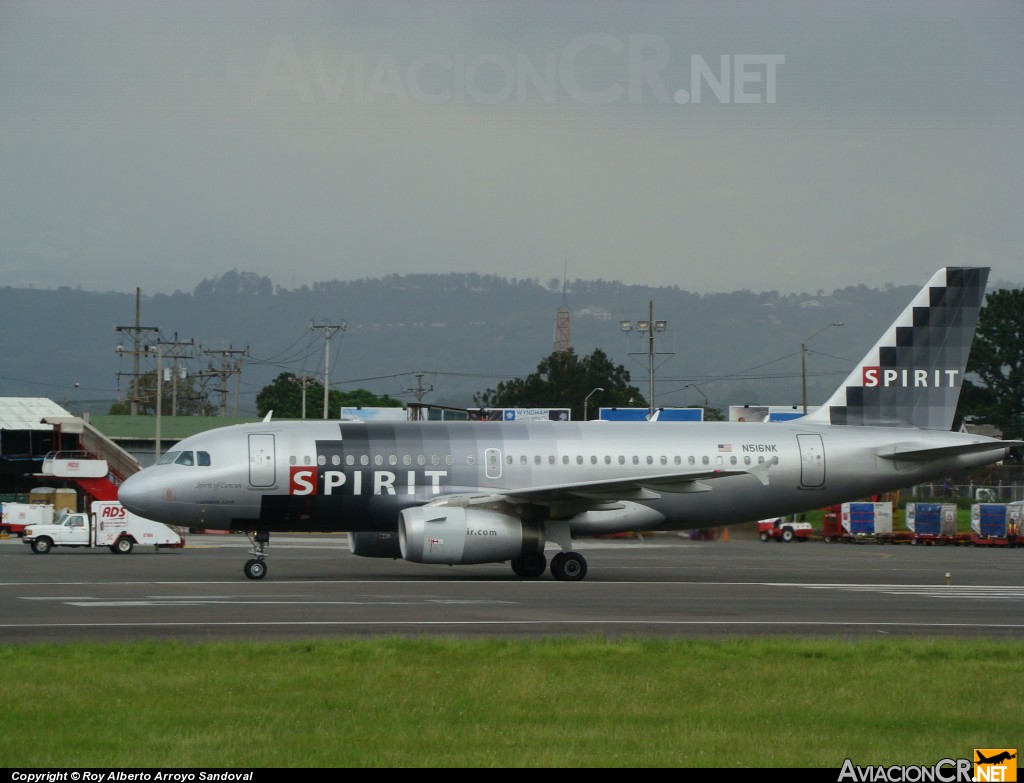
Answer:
262 411 273 423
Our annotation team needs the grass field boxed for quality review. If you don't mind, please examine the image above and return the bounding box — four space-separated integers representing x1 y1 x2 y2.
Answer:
2 636 1019 768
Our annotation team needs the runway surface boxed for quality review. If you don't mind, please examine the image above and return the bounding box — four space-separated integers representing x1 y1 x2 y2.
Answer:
2 532 1022 644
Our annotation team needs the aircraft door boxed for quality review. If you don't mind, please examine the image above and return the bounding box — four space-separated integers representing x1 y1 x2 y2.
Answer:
248 434 276 488
484 448 502 480
797 434 825 488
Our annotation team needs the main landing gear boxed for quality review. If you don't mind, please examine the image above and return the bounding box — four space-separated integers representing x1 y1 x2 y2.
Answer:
509 550 588 581
244 530 270 580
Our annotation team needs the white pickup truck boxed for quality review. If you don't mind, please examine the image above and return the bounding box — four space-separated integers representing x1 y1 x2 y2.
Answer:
22 500 185 554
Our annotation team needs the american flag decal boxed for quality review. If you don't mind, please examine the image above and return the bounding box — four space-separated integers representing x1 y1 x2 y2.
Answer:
718 444 732 452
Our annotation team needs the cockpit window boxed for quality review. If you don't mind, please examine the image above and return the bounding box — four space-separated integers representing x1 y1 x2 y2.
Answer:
158 450 209 466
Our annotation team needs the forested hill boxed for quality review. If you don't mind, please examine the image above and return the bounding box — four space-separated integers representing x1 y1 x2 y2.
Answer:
0 270 957 416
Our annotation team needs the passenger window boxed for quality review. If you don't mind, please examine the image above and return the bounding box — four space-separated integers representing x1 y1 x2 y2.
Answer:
688 456 695 466
417 455 425 466
535 456 542 465
431 455 439 466
403 455 412 466
521 456 528 465
360 455 369 466
716 456 724 466
744 456 751 465
549 456 556 465
576 456 583 465
591 456 597 465
317 455 326 466
562 456 569 465
467 455 476 466
618 456 625 465
388 455 397 466
331 455 340 466
346 455 355 466
730 456 737 465
604 456 611 465
702 456 709 465
632 456 639 465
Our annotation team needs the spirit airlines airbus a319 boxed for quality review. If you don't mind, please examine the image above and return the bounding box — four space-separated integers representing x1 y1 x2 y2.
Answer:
119 267 1018 581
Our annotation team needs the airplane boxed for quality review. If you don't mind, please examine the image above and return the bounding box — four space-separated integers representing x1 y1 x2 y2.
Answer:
118 267 1019 581
976 751 1016 765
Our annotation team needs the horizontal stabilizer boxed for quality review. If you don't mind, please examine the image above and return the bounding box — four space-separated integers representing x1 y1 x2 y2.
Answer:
877 440 1022 461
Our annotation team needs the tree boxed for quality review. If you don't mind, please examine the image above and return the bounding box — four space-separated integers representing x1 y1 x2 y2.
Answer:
959 287 1024 456
473 348 644 420
255 372 403 419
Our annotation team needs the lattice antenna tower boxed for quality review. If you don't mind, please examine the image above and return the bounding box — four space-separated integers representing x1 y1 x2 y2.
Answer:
554 259 570 354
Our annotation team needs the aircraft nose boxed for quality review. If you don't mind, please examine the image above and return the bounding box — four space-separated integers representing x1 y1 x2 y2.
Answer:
118 470 165 520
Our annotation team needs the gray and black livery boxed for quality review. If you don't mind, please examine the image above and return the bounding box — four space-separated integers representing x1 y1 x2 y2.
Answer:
119 267 1018 581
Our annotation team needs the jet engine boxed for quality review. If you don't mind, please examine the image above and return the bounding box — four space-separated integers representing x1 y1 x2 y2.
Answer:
348 531 403 559
399 506 544 565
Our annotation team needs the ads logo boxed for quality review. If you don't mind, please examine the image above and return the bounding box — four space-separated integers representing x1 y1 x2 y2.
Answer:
975 749 1017 782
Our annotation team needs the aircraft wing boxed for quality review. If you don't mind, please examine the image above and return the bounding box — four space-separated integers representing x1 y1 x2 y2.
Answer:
878 440 1023 462
428 457 779 507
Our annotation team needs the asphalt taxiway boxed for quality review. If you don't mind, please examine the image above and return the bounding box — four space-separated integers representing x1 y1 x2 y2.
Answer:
1 533 1022 644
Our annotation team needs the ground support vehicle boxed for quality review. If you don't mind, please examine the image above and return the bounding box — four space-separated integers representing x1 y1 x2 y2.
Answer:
22 501 184 554
758 517 814 542
1 502 55 537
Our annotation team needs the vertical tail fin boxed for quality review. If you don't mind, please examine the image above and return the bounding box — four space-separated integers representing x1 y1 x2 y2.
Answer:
803 267 988 430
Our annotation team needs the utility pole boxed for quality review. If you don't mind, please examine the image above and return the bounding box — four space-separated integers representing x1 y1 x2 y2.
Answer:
156 332 196 416
404 372 434 420
201 345 248 416
310 320 346 419
115 287 160 416
290 374 317 420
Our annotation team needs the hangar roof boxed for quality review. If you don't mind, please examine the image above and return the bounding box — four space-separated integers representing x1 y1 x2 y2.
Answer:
0 398 71 431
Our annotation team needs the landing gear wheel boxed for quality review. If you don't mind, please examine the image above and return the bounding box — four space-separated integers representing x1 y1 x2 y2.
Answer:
244 559 267 580
114 537 134 554
510 553 547 578
550 551 587 582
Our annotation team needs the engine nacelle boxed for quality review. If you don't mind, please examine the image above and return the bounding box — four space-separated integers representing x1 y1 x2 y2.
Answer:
399 506 543 565
348 531 403 559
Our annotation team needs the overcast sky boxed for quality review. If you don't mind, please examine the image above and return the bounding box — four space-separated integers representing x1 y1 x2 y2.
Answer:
2 0 1022 296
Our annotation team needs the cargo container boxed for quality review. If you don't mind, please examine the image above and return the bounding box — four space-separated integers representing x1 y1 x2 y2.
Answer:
841 502 893 539
970 503 1021 547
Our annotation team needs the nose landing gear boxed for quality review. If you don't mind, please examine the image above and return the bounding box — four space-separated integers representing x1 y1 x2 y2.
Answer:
244 530 270 580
